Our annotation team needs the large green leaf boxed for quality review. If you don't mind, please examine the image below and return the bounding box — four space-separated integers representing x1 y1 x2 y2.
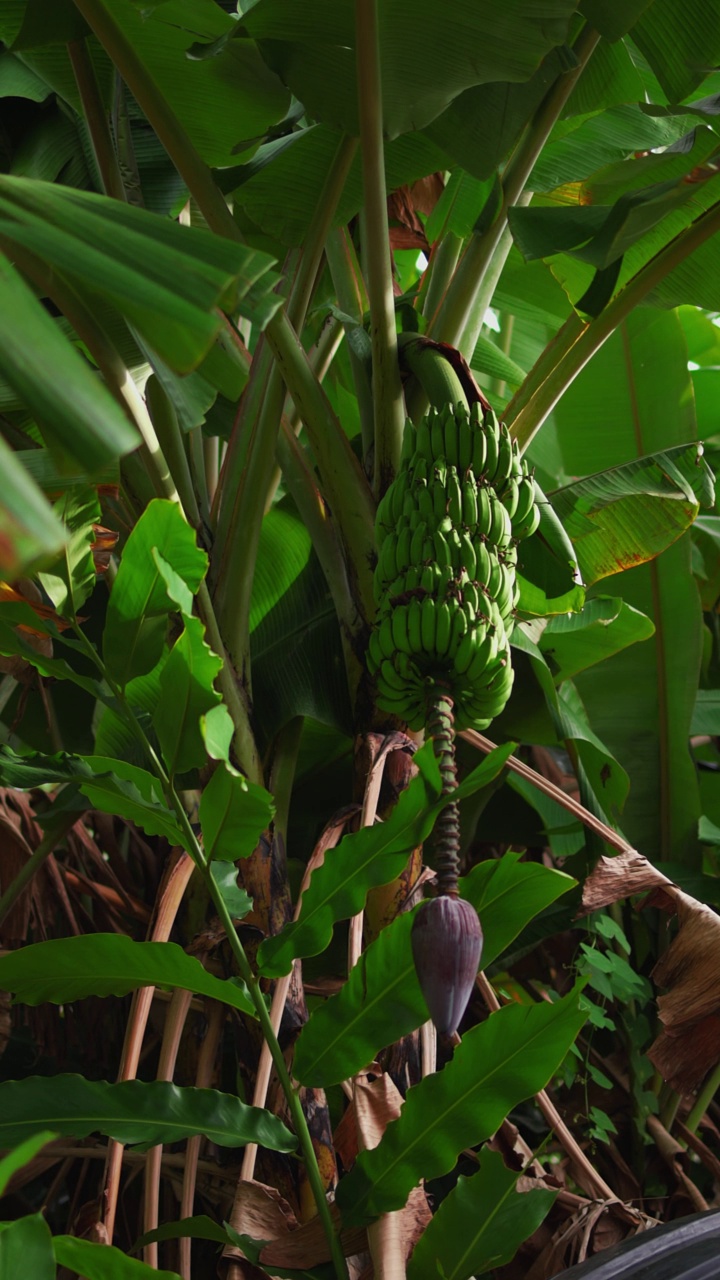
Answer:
0 254 138 472
0 934 255 1017
0 1075 296 1151
0 1214 54 1280
0 0 290 169
552 310 704 863
153 616 222 776
537 597 656 682
250 502 352 738
53 1237 181 1280
293 853 574 1087
228 121 449 249
551 444 713 585
632 0 720 101
103 500 207 688
336 989 586 1226
0 176 281 370
198 763 274 862
407 1149 556 1280
240 0 577 139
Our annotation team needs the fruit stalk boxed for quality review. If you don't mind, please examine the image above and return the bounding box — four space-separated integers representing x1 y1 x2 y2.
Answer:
426 688 461 897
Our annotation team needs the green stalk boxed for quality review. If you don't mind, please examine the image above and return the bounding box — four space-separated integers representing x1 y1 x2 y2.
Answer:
354 0 405 494
286 135 358 333
507 197 720 450
211 343 285 689
276 420 367 701
325 227 374 456
685 1062 720 1134
422 232 463 328
71 0 240 242
265 309 377 622
67 37 126 201
145 377 201 528
265 316 345 513
268 716 304 857
428 25 601 353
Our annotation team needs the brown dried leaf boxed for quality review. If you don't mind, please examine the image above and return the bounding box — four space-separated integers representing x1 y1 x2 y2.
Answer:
582 852 720 1094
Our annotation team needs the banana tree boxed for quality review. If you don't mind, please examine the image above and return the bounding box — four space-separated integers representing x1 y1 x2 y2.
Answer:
0 0 720 1277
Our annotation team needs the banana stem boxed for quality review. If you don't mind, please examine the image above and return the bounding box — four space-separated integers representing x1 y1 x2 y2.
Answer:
426 690 460 896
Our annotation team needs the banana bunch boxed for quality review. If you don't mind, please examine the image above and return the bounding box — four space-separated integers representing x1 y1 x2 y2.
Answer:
369 401 540 731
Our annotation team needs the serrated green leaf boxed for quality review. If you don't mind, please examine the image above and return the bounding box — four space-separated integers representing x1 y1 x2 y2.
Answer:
0 1076 296 1152
0 934 255 1017
337 990 586 1226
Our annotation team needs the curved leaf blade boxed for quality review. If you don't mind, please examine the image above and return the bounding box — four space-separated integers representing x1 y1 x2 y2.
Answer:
0 1075 296 1152
0 934 255 1017
259 744 513 978
336 989 585 1226
53 1237 181 1280
407 1149 556 1280
103 500 207 687
294 853 574 1087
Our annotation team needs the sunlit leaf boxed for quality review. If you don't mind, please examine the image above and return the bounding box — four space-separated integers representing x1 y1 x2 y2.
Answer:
0 934 255 1017
551 444 714 585
537 597 655 682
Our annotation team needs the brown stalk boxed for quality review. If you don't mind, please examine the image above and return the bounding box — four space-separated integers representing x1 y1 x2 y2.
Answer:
179 1000 227 1280
102 850 195 1241
142 987 194 1268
